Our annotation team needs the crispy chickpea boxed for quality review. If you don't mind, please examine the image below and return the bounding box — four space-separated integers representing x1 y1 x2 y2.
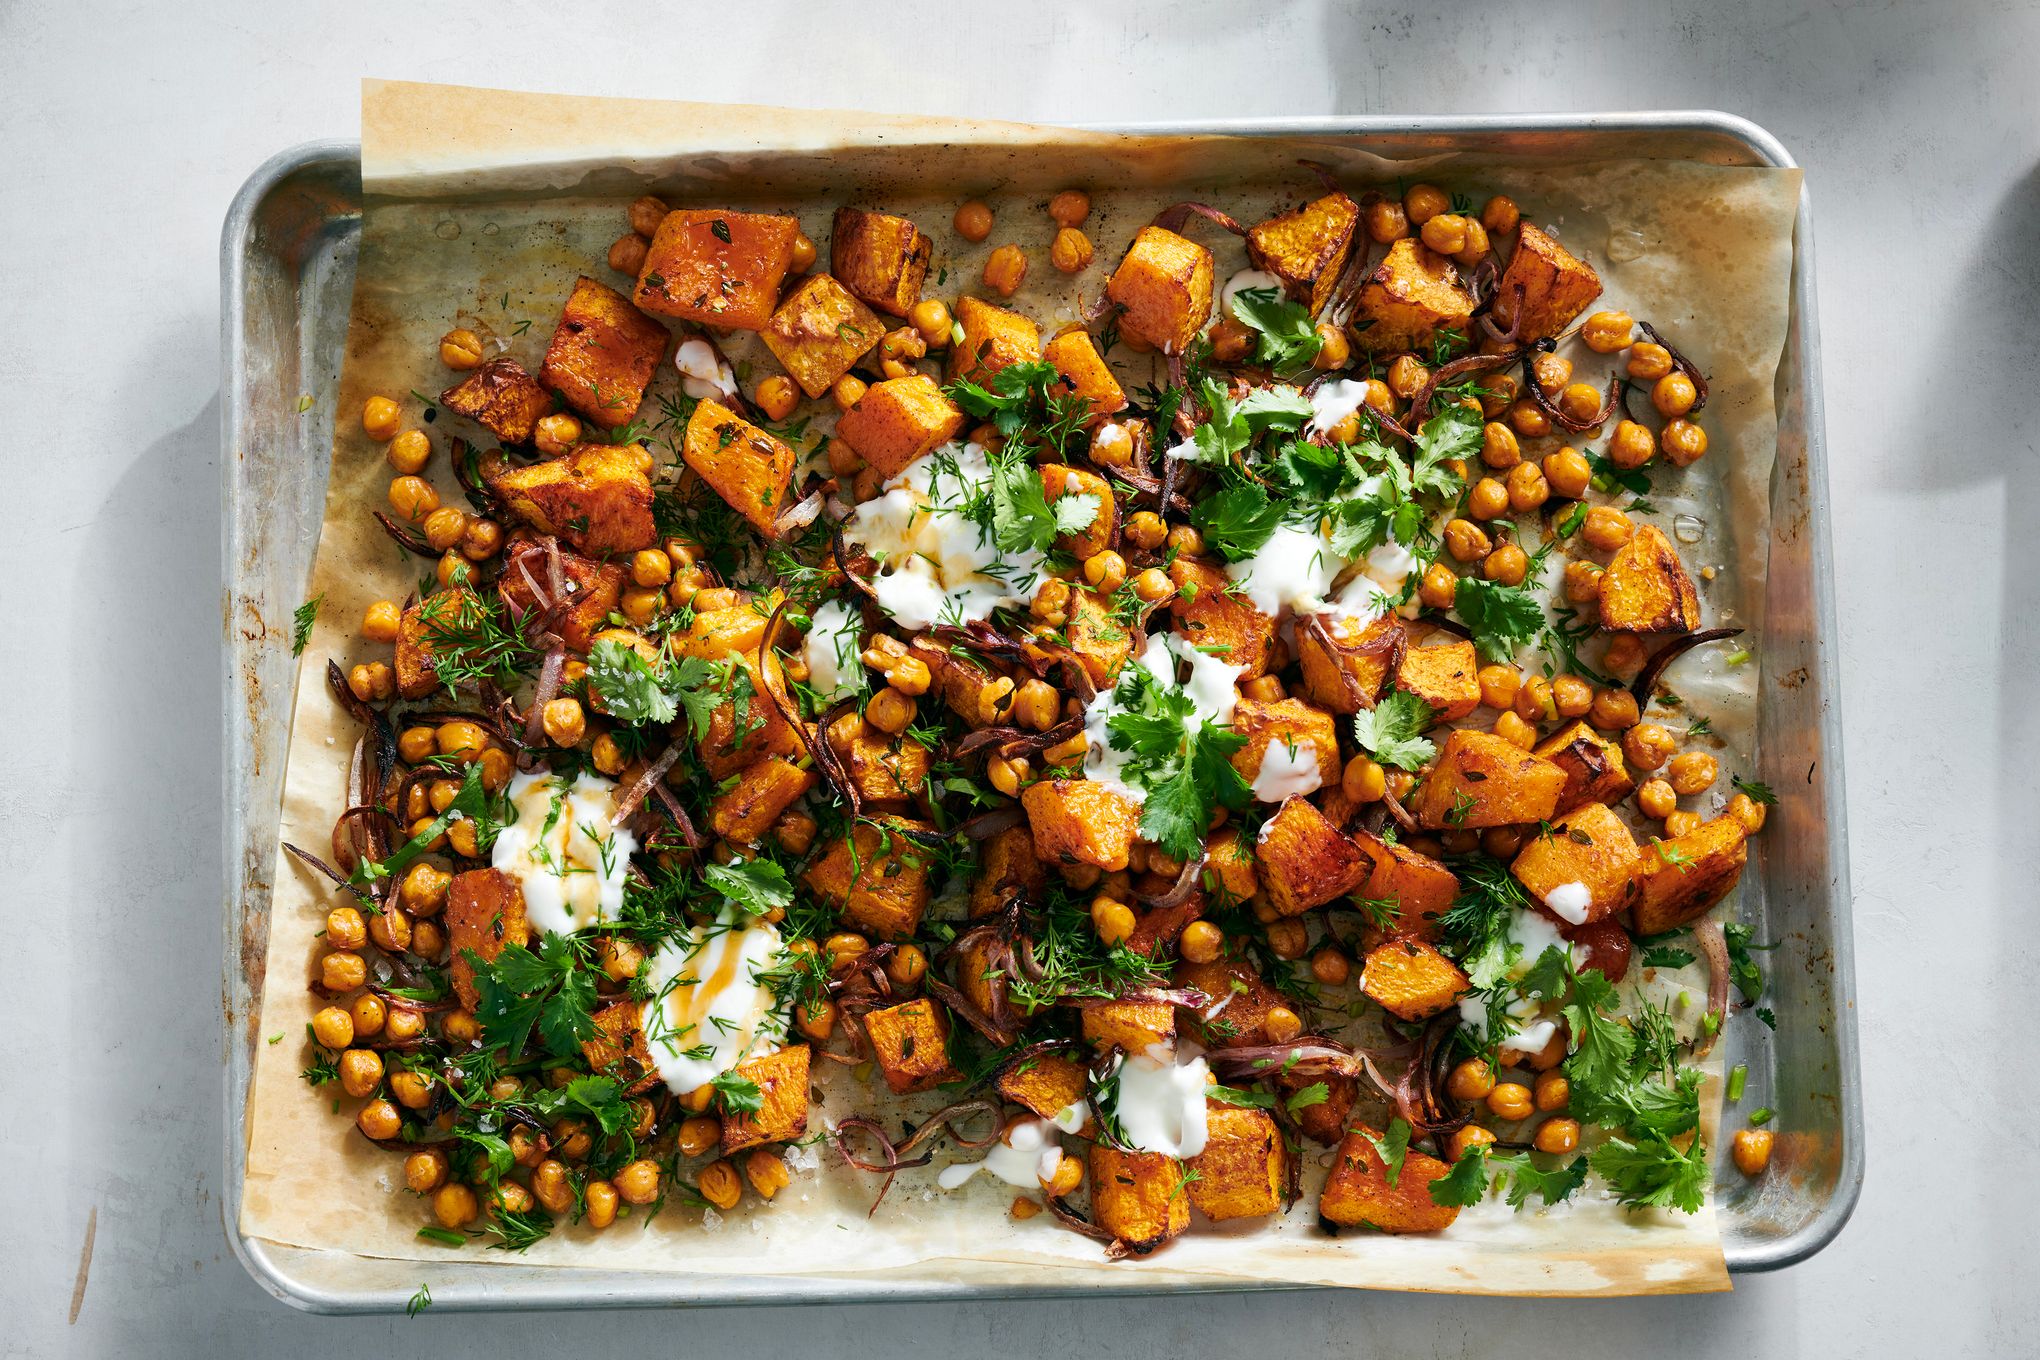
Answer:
359 598 402 645
1339 753 1386 804
1486 1082 1534 1122
1404 183 1450 225
434 329 485 373
1551 675 1593 718
582 1179 619 1229
1310 947 1351 986
611 1158 660 1206
954 199 994 241
1728 791 1769 834
1131 568 1174 604
438 719 486 763
1014 679 1059 732
1625 341 1673 381
338 1048 384 1099
442 1008 480 1045
1082 549 1127 594
1480 421 1521 470
1048 227 1094 274
1661 418 1709 467
1090 420 1134 468
403 1149 449 1195
477 746 513 795
1419 212 1470 255
983 244 1028 297
1266 920 1308 962
460 517 503 562
1531 353 1572 396
1562 559 1604 603
671 1115 722 1160
1480 372 1520 418
1581 310 1635 353
794 995 838 1043
753 374 800 422
1653 371 1698 418
1032 577 1072 627
620 195 667 238
589 732 626 778
607 232 650 275
1507 397 1551 438
322 950 368 993
362 395 402 442
533 412 581 457
1363 194 1409 243
1557 382 1606 427
788 230 817 272
1387 772 1420 803
1041 1154 1084 1198
541 697 586 748
325 904 368 952
432 1183 480 1230
435 550 472 590
1044 189 1092 227
1468 477 1509 520
387 429 432 477
387 1005 429 1043
1179 921 1224 964
831 373 867 414
1106 509 1162 556
311 1006 355 1050
1447 1058 1496 1103
1533 1117 1581 1154
1418 562 1458 610
867 685 917 736
1386 354 1430 401
1506 460 1550 512
423 505 470 554
1480 195 1520 235
1515 676 1556 724
369 906 413 953
1090 896 1136 946
1483 542 1529 586
1454 218 1491 268
1732 1128 1775 1177
825 932 870 973
1581 506 1635 553
1439 830 1479 856
351 993 387 1038
390 1070 433 1110
1477 665 1521 712
909 298 952 350
744 1149 792 1200
1543 446 1592 499
1607 419 1656 470
1624 721 1676 772
1264 1004 1304 1043
388 475 439 523
1166 523 1206 557
1449 1125 1497 1161
1306 322 1350 371
1636 777 1678 820
527 1160 573 1214
1481 825 1526 858
699 1159 744 1210
886 944 929 990
1532 1068 1570 1112
1589 688 1641 731
1668 750 1719 796
1444 518 1492 563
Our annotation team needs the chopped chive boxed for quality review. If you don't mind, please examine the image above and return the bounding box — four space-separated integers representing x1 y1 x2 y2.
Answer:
1726 1064 1747 1102
1724 648 1752 666
1748 1107 1775 1126
417 1225 468 1247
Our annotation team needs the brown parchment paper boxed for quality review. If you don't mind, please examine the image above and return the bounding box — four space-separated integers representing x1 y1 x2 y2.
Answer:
240 79 1802 1296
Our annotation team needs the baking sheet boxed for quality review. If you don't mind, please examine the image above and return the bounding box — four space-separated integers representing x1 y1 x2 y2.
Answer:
238 80 1802 1296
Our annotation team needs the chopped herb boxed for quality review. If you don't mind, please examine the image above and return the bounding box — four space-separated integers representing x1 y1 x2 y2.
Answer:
1350 690 1436 771
1749 1107 1775 1126
1731 774 1778 806
407 1283 433 1316
710 1070 764 1114
1362 1118 1412 1188
1726 1063 1747 1103
291 594 323 656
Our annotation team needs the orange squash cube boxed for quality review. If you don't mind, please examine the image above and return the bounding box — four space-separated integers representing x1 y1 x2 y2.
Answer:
1246 191 1361 317
1352 238 1474 353
1022 778 1140 872
719 1045 812 1153
947 295 1042 384
635 208 800 332
1187 1104 1287 1221
830 206 933 317
761 273 885 399
1167 558 1276 677
1044 329 1127 421
1320 1126 1463 1233
1535 719 1636 814
706 756 816 845
1360 938 1470 1021
1599 524 1702 634
1511 802 1643 923
1630 817 1750 936
1256 797 1371 916
681 399 797 534
834 374 965 481
802 816 936 939
539 275 669 429
1105 225 1214 353
1410 729 1567 830
864 998 960 1094
1494 222 1603 341
1089 1146 1188 1253
439 357 553 446
483 443 657 557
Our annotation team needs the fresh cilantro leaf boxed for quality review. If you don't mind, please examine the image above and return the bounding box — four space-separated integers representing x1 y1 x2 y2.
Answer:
1496 1152 1591 1209
1137 725 1250 861
1178 380 1313 466
1209 1084 1277 1109
1590 1134 1708 1213
291 594 323 656
1266 436 1362 501
1516 944 1573 1002
1721 922 1772 1002
1351 691 1436 771
704 858 794 916
1191 483 1284 562
990 450 1062 555
1640 945 1696 970
710 1070 764 1115
523 1074 632 1135
1228 287 1323 373
1561 966 1637 1100
588 637 677 725
1052 492 1101 536
1410 404 1480 500
467 933 598 1060
349 762 490 889
1284 1082 1331 1115
1453 576 1547 663
1428 1145 1492 1207
1363 1118 1412 1188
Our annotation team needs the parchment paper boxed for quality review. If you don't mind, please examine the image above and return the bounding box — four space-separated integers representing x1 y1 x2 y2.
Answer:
240 79 1801 1296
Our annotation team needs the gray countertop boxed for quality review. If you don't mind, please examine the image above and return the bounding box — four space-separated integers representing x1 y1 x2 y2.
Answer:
3 0 2030 1354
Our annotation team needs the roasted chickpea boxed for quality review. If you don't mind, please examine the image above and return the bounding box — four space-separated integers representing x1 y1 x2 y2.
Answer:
1483 542 1528 586
1543 446 1592 499
541 697 586 748
1732 1128 1774 1177
1264 1004 1304 1043
404 1149 449 1194
698 1159 744 1210
1179 920 1224 964
611 1158 661 1206
1082 549 1128 595
1533 1117 1581 1155
1668 750 1719 796
954 200 994 242
1042 1154 1084 1198
386 428 431 476
583 1180 620 1228
831 373 867 413
1506 460 1550 512
1487 1082 1534 1122
909 298 952 349
1661 418 1709 466
886 944 929 990
322 950 368 993
1533 1068 1570 1112
1531 352 1572 396
1443 518 1491 564
1581 506 1635 553
1562 559 1605 603
1454 218 1491 268
1447 1058 1496 1102
1625 341 1673 381
794 997 837 1043
338 1048 384 1099
1266 917 1309 960
1448 1125 1498 1161
824 932 870 973
534 412 581 457
743 1148 792 1201
1481 825 1526 859
368 906 412 953
325 905 368 951
1480 421 1521 470
1607 419 1656 470
1624 721 1677 771
1492 710 1537 750
1653 371 1698 418
1419 212 1470 255
1728 791 1769 834
1507 398 1551 439
1515 676 1556 724
1589 688 1641 731
442 1008 479 1045
1090 896 1136 946
1468 477 1510 520
437 719 486 763
388 475 439 523
983 244 1028 297
1480 372 1520 418
351 993 387 1038
789 231 817 272
1166 524 1205 557
1048 227 1094 274
311 1006 355 1050
422 505 470 554
387 1005 428 1041
867 685 917 736
1363 194 1409 243
607 232 650 275
1480 195 1520 235
1581 310 1635 353
1131 568 1174 604
1557 382 1606 427
1089 421 1135 467
460 517 503 562
390 1069 433 1110
358 598 402 645
755 374 800 421
1310 947 1351 986
1013 679 1060 732
362 395 402 442
1309 321 1352 371
1419 562 1458 610
433 1183 480 1230
1551 675 1593 718
1403 183 1450 225
1636 777 1678 820
525 1159 572 1214
1386 354 1430 401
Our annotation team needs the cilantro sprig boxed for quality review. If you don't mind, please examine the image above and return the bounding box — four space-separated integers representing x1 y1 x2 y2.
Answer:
1228 287 1323 375
1351 691 1436 771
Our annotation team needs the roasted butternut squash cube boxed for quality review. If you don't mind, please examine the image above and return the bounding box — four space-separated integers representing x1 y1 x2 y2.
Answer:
1174 956 1287 1048
682 399 797 534
1511 802 1642 923
394 586 479 700
1397 630 1481 722
910 637 1005 727
760 273 885 399
1228 697 1340 796
1278 1071 1356 1146
834 374 965 480
719 1045 811 1153
580 1001 659 1095
1066 586 1136 687
1630 817 1750 935
1360 938 1470 1021
496 539 623 654
445 868 529 1011
1187 1104 1286 1221
864 998 960 1094
1351 827 1459 941
485 444 657 557
635 208 800 332
830 206 932 317
539 275 669 429
1022 778 1140 872
707 757 816 845
1089 1146 1189 1253
1257 797 1371 916
696 650 803 777
667 603 769 662
1246 191 1361 317
1351 239 1474 353
1297 613 1403 713
439 357 552 446
1168 558 1276 677
1320 1126 1462 1233
1535 720 1635 814
802 816 935 939
832 720 931 806
1044 329 1128 422
1599 524 1702 633
952 936 1008 1033
1410 729 1567 830
947 295 1042 384
1038 465 1118 561
1204 826 1260 904
969 823 1047 918
1124 884 1205 958
1494 222 1603 342
1081 999 1175 1053
1105 225 1213 353
997 1052 1090 1128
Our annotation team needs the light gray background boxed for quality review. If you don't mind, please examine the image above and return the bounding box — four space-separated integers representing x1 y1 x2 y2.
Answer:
2 0 2030 1355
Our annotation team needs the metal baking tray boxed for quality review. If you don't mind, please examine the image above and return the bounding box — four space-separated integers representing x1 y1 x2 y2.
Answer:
221 113 1860 1313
